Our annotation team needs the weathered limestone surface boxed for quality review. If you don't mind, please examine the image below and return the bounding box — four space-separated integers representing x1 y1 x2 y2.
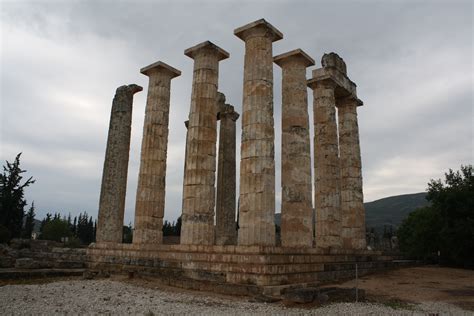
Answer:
235 19 283 246
215 101 240 245
133 61 181 244
338 97 366 249
322 52 366 250
97 84 142 243
181 41 229 245
181 120 189 223
308 52 366 250
274 49 314 248
308 74 342 250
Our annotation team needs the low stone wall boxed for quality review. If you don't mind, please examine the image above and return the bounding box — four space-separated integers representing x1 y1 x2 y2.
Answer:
87 242 408 296
0 239 87 270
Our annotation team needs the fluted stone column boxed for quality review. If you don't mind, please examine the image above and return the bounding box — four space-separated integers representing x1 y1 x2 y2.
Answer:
307 78 342 249
235 19 283 246
215 104 239 245
274 49 314 248
97 84 142 243
180 120 189 237
337 97 366 249
133 61 181 244
180 41 229 245
309 52 365 250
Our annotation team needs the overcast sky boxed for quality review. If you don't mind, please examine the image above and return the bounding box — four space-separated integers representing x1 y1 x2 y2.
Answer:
1 0 472 224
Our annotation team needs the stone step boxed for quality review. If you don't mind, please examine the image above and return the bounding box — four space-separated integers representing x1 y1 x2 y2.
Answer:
0 268 85 280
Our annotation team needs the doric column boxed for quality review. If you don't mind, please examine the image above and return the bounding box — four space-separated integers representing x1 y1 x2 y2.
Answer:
337 97 366 249
308 52 364 250
308 77 342 249
180 120 189 235
133 61 181 244
180 41 229 245
234 19 283 246
97 84 142 243
215 104 239 245
274 49 314 248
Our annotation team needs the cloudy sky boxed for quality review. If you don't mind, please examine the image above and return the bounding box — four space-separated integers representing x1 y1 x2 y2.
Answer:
1 0 472 224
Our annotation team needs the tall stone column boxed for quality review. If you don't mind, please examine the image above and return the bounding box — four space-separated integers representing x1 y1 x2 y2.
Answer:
234 19 283 246
97 84 142 243
307 78 342 249
180 41 229 245
274 49 314 248
215 104 239 245
308 52 364 249
133 61 181 244
337 97 366 250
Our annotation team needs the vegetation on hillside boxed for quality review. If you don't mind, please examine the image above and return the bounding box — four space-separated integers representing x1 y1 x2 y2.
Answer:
364 192 430 233
397 165 474 268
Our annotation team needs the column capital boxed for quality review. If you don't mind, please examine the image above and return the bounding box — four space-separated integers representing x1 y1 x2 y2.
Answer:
307 67 358 99
307 76 337 90
116 84 143 95
307 52 361 100
336 96 364 108
273 49 315 68
112 84 143 112
140 61 181 78
234 18 283 42
218 104 240 121
184 41 229 61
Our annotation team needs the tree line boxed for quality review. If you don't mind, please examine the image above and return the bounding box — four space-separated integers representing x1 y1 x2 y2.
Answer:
397 165 473 268
39 212 96 245
0 151 182 245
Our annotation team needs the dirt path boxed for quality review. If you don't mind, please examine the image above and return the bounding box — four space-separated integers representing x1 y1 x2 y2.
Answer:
334 266 474 311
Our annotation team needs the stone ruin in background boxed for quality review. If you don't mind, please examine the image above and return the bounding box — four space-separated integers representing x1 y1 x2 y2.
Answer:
88 19 402 296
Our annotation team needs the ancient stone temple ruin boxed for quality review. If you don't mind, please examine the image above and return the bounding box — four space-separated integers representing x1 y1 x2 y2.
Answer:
89 19 398 296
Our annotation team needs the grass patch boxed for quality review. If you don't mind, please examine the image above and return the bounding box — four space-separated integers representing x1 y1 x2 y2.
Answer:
382 300 417 311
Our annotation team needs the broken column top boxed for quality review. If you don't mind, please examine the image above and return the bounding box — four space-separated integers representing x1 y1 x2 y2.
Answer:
273 49 315 67
217 104 240 121
140 61 181 78
184 41 230 61
234 18 283 42
217 92 227 114
116 84 143 95
307 52 362 103
321 52 347 75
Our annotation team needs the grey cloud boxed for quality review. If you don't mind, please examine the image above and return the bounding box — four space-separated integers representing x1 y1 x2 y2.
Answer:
1 0 472 224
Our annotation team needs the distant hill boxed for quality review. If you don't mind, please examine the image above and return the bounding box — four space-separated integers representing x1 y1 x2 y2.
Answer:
365 192 429 231
275 192 429 232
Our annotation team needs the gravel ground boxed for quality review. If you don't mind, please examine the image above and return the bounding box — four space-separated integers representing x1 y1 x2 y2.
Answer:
0 279 470 315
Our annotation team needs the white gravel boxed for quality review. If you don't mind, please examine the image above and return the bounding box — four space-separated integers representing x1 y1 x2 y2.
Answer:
0 279 470 315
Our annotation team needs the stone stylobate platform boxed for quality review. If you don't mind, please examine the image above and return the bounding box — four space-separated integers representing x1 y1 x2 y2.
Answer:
133 61 181 245
274 49 314 248
180 41 229 245
235 19 282 246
